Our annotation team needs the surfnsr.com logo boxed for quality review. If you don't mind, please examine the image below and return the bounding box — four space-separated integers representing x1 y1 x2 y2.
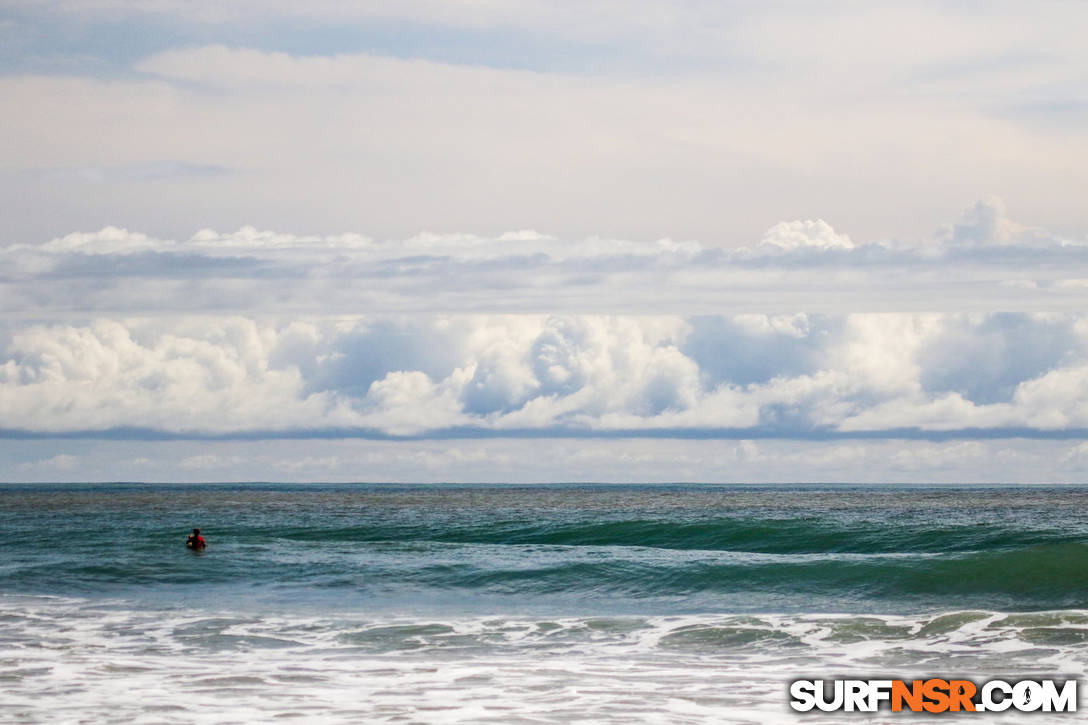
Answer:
789 679 1077 713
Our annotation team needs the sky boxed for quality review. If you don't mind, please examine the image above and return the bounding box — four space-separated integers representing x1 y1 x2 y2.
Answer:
3 0 1088 482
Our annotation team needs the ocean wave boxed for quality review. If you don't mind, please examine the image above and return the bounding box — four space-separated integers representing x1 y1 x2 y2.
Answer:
1 595 1085 724
4 484 1088 614
266 516 1081 553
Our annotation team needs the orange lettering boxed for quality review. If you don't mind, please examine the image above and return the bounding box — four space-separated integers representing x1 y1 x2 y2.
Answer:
922 679 950 713
892 680 924 712
948 680 977 711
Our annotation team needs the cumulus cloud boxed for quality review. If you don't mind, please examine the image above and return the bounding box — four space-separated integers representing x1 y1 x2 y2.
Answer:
940 196 1055 248
4 313 1088 438
0 318 352 433
755 220 855 253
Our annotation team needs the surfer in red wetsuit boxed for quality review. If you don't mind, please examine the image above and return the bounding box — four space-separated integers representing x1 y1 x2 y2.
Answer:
186 528 207 550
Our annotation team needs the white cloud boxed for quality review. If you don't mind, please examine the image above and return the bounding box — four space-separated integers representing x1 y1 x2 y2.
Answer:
939 196 1056 248
4 312 1088 437
755 220 854 253
0 318 345 433
38 226 170 255
4 201 1088 318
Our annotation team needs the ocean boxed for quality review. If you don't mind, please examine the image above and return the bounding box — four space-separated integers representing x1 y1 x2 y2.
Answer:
1 483 1086 723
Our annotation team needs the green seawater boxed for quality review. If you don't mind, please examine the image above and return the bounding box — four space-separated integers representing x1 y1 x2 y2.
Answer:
2 483 1086 615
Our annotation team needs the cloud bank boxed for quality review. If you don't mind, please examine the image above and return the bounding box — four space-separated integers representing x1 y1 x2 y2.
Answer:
5 312 1088 439
5 202 1088 445
3 200 1088 317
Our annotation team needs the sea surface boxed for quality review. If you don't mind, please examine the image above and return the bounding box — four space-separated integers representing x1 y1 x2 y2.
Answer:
1 483 1086 723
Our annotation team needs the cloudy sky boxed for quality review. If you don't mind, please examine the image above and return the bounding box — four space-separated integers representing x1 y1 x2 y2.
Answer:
4 1 1088 482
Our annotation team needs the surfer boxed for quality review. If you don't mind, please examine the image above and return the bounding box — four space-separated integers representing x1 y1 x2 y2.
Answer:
186 528 207 550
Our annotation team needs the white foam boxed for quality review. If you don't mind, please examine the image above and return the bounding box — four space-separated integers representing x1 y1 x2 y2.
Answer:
1 596 1085 724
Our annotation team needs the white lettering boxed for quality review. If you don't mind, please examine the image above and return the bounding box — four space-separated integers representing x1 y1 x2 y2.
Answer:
789 680 817 712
